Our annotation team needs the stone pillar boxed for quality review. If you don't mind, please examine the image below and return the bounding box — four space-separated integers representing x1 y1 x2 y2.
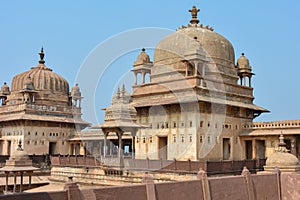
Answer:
20 172 23 192
197 169 211 200
185 65 189 77
142 172 156 200
134 73 137 85
142 72 145 84
64 177 83 200
99 140 102 156
132 135 136 159
73 144 76 155
117 131 124 167
252 139 256 159
28 172 32 189
103 133 107 158
249 77 252 87
242 167 254 200
291 137 297 156
79 143 85 155
273 167 282 200
109 140 113 156
243 76 247 86
5 172 9 193
194 61 199 76
13 172 17 193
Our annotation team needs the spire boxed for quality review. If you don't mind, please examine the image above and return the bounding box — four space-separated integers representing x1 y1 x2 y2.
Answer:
277 133 288 153
189 6 200 24
122 84 126 92
39 47 45 64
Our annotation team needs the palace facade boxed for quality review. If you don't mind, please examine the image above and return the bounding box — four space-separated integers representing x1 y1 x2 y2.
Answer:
1 6 300 162
0 48 90 155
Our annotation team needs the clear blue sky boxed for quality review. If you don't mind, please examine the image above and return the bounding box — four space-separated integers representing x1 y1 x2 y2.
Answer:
1 0 300 125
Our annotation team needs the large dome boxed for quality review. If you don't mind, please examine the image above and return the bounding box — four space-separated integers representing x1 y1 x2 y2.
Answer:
154 6 235 68
11 49 69 94
154 26 235 68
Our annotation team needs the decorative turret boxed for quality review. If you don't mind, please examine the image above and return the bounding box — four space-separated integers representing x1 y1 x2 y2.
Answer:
0 82 10 106
237 53 254 87
133 48 152 67
70 83 82 107
1 82 10 95
132 48 153 85
264 134 300 173
104 84 136 122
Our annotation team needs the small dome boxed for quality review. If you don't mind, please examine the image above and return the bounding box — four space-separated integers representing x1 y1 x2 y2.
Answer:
266 151 299 167
134 48 152 67
23 75 35 90
237 53 251 69
265 135 299 168
1 82 10 94
71 84 81 97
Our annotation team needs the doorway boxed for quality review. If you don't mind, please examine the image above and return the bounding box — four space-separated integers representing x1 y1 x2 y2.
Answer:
223 138 231 160
256 140 265 159
49 142 57 155
245 140 253 159
158 137 168 160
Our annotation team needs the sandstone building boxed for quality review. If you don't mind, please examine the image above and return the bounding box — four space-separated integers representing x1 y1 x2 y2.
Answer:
0 48 90 155
1 6 300 163
86 6 300 162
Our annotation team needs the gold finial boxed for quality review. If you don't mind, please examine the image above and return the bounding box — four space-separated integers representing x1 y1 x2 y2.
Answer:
39 47 45 64
189 6 200 24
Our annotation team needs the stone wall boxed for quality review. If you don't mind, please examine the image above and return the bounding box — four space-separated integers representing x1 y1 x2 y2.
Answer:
2 168 300 200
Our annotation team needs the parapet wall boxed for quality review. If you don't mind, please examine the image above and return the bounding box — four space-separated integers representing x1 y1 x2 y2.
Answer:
1 168 299 200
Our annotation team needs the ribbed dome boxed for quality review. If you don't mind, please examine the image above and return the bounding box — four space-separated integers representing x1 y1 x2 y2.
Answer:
11 64 69 94
10 48 69 94
154 26 235 68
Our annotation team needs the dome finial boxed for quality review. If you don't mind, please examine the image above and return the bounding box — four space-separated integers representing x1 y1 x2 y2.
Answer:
39 47 45 64
122 84 126 92
189 6 200 24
